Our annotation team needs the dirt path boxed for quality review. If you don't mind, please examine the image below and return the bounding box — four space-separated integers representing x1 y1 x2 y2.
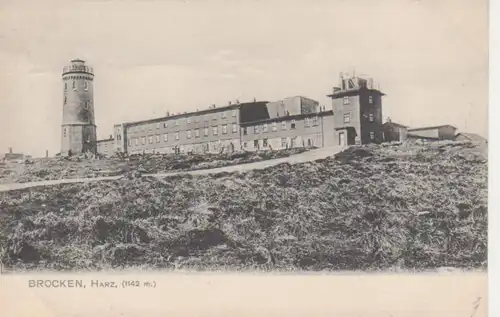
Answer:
0 146 344 193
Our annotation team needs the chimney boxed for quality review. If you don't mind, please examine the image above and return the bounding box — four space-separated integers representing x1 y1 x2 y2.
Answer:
109 134 112 139
253 97 256 102
45 150 48 158
8 147 12 154
228 101 232 105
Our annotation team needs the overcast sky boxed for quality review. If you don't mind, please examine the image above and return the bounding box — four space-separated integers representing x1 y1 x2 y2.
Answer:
0 0 488 157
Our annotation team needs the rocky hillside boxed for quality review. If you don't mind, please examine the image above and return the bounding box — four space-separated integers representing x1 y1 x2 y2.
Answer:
0 141 488 271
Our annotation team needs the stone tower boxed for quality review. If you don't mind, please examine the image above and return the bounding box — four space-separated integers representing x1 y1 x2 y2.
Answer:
61 59 97 156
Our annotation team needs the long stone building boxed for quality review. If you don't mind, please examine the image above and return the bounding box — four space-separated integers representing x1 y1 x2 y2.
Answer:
84 66 386 156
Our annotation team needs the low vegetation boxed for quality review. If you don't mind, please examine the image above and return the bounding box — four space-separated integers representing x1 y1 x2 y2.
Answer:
0 141 487 271
0 148 309 184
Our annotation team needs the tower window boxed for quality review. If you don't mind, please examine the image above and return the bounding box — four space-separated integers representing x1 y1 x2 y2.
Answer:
64 96 67 105
84 81 88 91
369 113 374 122
72 81 76 90
343 113 351 123
368 96 373 104
370 132 375 140
63 128 67 137
84 101 88 109
64 83 67 90
343 96 349 105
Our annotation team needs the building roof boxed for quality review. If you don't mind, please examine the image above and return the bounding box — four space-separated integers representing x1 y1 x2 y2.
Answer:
408 124 457 132
455 132 487 142
123 101 266 127
382 121 409 128
326 88 386 98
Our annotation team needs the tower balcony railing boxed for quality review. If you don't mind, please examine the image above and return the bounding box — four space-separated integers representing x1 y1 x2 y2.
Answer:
62 65 94 74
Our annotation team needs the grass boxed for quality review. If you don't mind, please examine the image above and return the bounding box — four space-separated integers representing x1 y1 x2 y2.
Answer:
0 141 488 272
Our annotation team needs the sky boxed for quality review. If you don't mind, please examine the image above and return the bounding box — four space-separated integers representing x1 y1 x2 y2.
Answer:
0 0 488 157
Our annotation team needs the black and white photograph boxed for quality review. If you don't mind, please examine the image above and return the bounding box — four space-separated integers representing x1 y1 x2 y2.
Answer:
0 0 492 316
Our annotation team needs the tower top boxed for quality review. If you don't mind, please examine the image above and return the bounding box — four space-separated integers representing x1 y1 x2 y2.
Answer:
62 59 93 76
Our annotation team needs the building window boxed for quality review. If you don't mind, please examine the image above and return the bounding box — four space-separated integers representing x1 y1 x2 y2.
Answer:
175 120 179 126
222 124 228 134
370 132 375 140
72 81 76 90
343 113 351 123
254 140 259 148
163 133 168 142
232 123 237 133
142 137 146 145
254 125 260 134
291 120 296 129
204 128 209 137
263 123 268 133
368 96 373 104
84 101 89 109
305 118 310 127
187 130 192 139
281 137 287 148
212 114 217 120
282 121 287 130
369 113 374 122
63 128 67 137
175 132 179 140
232 110 237 117
128 139 132 146
155 135 160 143
243 127 247 135
272 122 277 132
343 96 349 105
64 96 67 105
148 136 153 144
243 142 247 148
222 111 227 119
263 138 268 147
213 126 218 136
195 117 200 123
195 129 200 138
84 81 88 91
164 122 168 128
312 116 318 126
187 117 191 124
135 138 139 146
156 123 160 129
